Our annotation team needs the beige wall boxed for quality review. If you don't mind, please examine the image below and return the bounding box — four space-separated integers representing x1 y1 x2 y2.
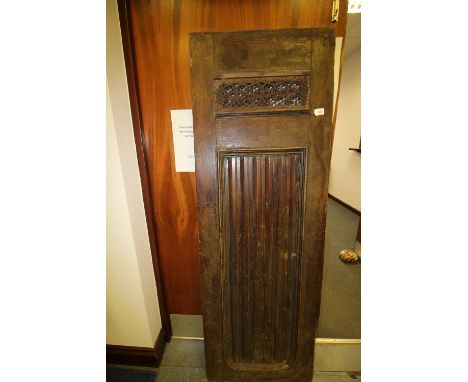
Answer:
329 48 361 211
333 37 343 114
106 0 162 347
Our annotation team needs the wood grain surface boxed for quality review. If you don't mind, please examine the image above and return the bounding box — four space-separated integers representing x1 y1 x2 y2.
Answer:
190 28 335 381
117 0 172 338
218 149 306 365
127 0 347 314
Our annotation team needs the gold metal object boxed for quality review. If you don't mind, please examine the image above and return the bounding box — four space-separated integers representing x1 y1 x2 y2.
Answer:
339 249 360 264
332 0 340 22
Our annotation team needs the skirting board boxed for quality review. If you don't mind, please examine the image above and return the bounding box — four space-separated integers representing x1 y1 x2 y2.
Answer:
314 338 361 372
328 193 361 216
106 328 168 368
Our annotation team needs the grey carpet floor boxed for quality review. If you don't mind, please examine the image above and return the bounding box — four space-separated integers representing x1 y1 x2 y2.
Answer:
317 198 361 338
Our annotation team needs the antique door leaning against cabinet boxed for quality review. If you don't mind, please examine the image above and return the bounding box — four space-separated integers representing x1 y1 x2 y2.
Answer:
190 29 334 381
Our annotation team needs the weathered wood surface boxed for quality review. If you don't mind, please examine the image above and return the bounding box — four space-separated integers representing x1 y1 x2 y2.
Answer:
190 29 335 381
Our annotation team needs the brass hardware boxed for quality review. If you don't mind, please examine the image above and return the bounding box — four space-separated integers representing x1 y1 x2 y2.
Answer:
332 0 340 22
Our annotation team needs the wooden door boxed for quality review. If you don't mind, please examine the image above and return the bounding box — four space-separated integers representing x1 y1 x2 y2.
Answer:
125 0 347 315
190 29 334 381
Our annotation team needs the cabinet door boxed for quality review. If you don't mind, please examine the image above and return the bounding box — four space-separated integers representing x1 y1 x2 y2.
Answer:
190 29 334 382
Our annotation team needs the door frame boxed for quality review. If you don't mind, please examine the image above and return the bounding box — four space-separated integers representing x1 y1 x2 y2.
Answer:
116 0 172 340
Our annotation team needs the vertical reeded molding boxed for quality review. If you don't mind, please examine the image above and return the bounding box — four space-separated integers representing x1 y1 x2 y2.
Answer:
218 148 306 368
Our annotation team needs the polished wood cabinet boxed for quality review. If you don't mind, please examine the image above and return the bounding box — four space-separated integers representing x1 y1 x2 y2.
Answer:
190 29 335 381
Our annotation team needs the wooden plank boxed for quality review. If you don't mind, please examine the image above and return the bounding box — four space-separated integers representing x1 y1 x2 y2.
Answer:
191 28 335 381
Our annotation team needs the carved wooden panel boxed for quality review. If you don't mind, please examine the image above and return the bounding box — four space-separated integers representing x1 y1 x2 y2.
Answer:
215 75 310 116
190 29 335 381
218 149 306 368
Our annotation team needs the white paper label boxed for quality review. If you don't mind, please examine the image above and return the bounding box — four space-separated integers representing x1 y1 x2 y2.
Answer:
170 109 195 172
314 108 325 116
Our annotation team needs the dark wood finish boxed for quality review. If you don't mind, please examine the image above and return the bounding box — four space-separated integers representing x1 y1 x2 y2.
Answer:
116 0 172 339
219 149 306 366
215 73 310 116
127 0 348 314
356 218 361 244
190 28 335 381
328 193 361 216
106 328 168 367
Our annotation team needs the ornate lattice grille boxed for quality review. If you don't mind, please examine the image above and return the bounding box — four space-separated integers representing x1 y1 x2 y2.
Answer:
215 76 310 116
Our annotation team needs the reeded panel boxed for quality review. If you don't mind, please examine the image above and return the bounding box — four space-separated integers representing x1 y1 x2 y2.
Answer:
218 148 306 369
215 75 310 117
